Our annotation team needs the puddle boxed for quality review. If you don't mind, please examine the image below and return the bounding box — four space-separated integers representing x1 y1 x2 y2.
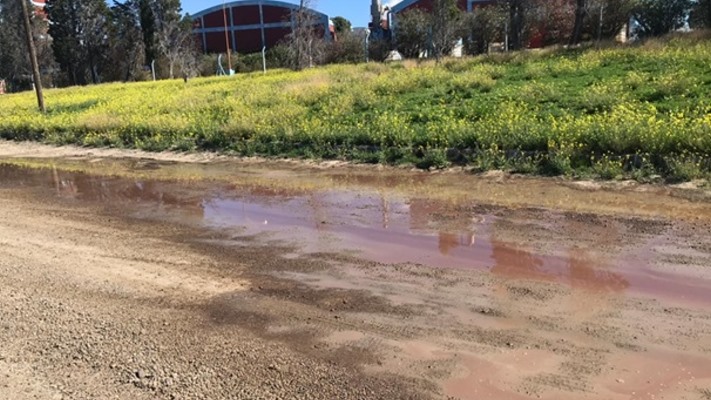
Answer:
1 161 710 306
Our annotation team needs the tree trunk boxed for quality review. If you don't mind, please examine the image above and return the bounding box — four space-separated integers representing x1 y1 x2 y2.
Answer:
509 0 523 50
569 0 586 45
89 54 99 84
296 0 304 70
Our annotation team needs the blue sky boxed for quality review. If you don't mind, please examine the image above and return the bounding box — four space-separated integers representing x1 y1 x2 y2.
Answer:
181 0 403 28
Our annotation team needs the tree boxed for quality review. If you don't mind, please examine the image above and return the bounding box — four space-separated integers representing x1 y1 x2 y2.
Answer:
690 0 711 28
150 0 182 32
46 0 110 85
325 30 366 64
568 0 637 44
284 0 325 70
463 4 508 55
156 15 196 79
528 0 575 46
0 0 54 91
570 0 587 44
137 0 157 62
394 0 464 60
394 9 429 58
430 0 464 62
151 0 186 77
331 16 351 34
506 0 527 50
0 0 28 87
482 0 540 50
107 0 146 82
633 0 693 36
589 0 637 41
568 0 637 45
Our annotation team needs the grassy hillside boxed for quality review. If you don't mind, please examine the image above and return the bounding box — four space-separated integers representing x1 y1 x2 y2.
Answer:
1 35 710 181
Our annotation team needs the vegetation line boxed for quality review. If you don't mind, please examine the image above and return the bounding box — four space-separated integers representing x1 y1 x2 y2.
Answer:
1 36 710 182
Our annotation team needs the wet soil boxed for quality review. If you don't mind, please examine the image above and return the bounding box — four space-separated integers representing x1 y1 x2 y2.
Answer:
0 141 710 400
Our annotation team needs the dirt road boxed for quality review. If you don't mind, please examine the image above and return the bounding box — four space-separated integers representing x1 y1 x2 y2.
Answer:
1 140 710 400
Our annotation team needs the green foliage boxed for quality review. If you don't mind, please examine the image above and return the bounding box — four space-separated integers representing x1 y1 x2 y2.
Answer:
430 0 466 61
0 0 57 91
107 1 147 82
331 16 352 34
1 37 711 181
463 5 508 55
395 9 430 59
587 0 638 40
0 0 25 84
46 0 111 85
634 0 694 37
394 0 465 61
368 38 391 62
325 31 367 64
690 0 711 28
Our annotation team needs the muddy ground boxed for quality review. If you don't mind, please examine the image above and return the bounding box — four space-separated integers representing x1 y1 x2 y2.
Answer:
0 140 710 400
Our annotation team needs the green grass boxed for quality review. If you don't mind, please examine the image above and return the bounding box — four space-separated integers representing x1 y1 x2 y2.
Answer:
1 34 710 181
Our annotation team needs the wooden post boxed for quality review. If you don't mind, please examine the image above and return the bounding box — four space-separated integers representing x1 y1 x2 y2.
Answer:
223 1 232 74
20 0 45 113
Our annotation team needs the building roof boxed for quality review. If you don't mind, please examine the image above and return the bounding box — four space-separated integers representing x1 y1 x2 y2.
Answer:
192 0 328 22
391 0 493 14
390 0 421 14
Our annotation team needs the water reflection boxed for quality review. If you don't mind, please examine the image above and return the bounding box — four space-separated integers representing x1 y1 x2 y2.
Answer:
438 232 476 256
489 241 629 293
1 162 709 305
2 163 205 219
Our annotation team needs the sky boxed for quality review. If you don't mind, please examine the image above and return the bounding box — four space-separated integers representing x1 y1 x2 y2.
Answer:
180 0 404 28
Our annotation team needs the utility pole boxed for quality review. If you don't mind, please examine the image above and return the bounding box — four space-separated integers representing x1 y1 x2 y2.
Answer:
20 0 45 113
222 0 233 74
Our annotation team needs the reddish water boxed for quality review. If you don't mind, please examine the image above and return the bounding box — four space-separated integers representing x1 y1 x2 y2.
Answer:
1 161 710 306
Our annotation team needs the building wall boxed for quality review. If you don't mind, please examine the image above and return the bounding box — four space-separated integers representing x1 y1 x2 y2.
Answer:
193 0 330 54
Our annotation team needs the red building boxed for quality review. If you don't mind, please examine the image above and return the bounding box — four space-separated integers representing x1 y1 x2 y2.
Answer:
192 0 331 54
